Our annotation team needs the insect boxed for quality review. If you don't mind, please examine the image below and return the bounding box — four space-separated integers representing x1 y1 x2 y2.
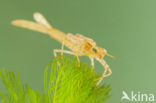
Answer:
11 12 114 86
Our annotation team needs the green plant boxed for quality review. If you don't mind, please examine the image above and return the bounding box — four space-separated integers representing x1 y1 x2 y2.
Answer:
0 57 111 103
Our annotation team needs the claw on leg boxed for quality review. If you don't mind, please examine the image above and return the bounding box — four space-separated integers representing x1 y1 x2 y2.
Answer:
55 55 63 60
78 61 80 67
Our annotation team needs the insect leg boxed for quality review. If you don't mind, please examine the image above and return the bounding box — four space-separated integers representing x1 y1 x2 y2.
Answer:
61 42 64 56
54 49 75 66
54 49 76 57
95 59 112 86
54 49 81 67
89 57 94 70
90 58 94 67
76 55 80 67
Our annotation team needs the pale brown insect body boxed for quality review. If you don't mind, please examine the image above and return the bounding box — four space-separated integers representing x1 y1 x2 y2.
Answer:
11 12 114 86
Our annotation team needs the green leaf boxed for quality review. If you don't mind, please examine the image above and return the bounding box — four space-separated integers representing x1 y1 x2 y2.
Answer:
0 56 111 103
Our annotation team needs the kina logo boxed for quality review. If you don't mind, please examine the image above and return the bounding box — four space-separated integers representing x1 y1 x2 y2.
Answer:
121 91 155 102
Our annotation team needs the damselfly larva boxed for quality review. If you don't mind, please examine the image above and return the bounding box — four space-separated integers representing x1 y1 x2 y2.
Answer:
11 12 114 86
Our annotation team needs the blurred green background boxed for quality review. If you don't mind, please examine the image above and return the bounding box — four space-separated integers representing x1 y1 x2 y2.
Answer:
0 0 156 102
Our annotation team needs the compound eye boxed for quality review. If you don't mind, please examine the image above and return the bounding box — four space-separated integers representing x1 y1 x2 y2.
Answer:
92 47 97 53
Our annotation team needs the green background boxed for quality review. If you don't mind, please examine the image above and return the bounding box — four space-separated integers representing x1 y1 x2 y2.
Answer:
0 0 156 102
